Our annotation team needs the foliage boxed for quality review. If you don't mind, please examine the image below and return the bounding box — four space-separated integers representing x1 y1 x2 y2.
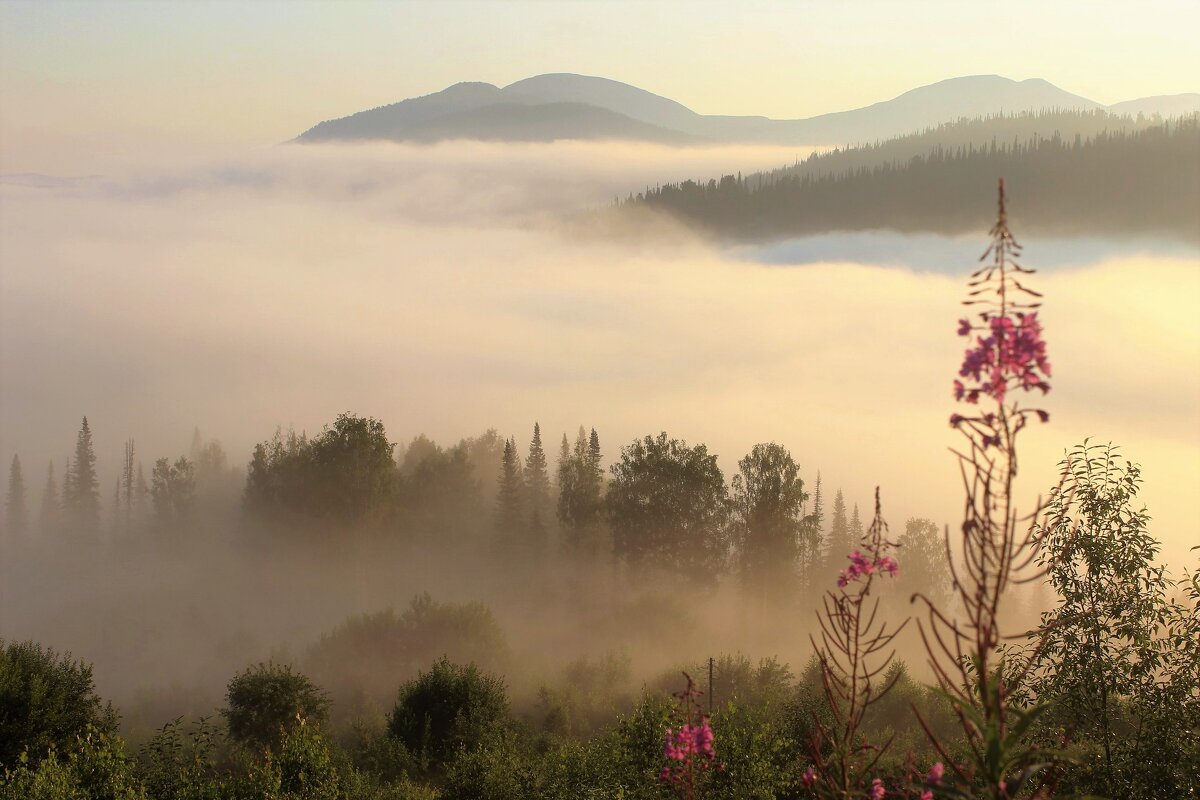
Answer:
136 717 228 800
893 519 952 610
1030 442 1200 798
626 115 1200 241
0 640 118 769
222 663 329 752
557 427 606 556
244 413 396 528
150 457 196 527
494 437 525 542
730 443 812 605
523 422 551 525
387 657 511 775
66 417 101 533
537 652 635 739
0 726 144 800
607 432 730 584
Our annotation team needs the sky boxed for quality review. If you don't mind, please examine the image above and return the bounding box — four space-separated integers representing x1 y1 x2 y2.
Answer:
2 0 1199 174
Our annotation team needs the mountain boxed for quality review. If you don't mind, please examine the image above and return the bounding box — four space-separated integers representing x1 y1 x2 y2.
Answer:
295 74 1197 147
1107 93 1200 118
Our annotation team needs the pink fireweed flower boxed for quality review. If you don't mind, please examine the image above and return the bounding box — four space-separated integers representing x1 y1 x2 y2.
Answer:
927 762 945 786
802 766 817 788
694 716 715 757
838 550 900 587
953 311 1051 413
920 792 933 800
870 777 886 799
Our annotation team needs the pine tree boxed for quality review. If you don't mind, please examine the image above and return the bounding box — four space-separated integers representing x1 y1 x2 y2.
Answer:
825 489 850 570
850 503 863 543
61 454 74 511
558 427 604 555
524 422 550 521
588 428 602 484
39 461 59 535
810 471 824 535
67 417 100 533
5 455 28 538
495 437 525 542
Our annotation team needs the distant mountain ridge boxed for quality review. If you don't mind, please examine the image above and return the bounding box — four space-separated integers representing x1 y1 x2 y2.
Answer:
295 74 1200 147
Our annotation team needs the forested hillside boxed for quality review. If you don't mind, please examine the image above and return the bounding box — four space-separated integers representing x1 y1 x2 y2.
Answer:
624 114 1200 241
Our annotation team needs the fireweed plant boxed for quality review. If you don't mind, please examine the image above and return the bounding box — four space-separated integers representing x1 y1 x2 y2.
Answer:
659 672 720 799
803 488 907 799
912 179 1060 799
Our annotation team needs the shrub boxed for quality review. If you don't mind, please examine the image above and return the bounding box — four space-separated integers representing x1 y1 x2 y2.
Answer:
0 639 118 768
387 657 510 774
0 725 145 800
222 663 329 752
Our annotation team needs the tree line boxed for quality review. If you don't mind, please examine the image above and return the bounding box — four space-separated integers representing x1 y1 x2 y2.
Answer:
622 115 1199 241
3 413 951 605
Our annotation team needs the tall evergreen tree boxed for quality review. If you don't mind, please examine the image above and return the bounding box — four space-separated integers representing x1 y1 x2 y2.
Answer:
61 455 74 512
558 427 605 555
495 437 525 542
587 428 602 484
67 417 100 532
524 423 550 521
824 489 851 572
849 503 864 543
39 461 58 535
5 455 28 538
801 470 825 583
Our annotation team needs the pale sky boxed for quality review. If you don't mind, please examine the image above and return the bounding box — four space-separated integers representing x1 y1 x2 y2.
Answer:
2 0 1198 173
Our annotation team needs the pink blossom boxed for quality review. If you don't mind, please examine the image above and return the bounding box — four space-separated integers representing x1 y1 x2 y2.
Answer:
920 792 933 800
927 762 944 786
802 766 817 788
954 312 1050 406
870 777 886 799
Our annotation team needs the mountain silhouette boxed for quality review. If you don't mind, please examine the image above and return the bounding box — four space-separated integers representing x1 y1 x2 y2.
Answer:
295 74 1197 146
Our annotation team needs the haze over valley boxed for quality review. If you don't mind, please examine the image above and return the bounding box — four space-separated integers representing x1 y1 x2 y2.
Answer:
2 3 1198 798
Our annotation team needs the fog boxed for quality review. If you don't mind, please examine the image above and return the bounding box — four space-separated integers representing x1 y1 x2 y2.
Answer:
1 139 1197 738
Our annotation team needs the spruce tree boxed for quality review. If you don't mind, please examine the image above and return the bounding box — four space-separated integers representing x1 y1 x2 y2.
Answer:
5 455 28 538
558 427 604 555
587 428 602 485
61 455 74 512
849 503 863 543
495 437 525 542
800 469 824 586
524 423 550 521
825 489 851 571
39 461 58 535
67 417 100 532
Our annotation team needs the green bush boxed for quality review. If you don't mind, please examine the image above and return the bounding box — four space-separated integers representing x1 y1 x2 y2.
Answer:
0 640 118 769
387 658 510 774
222 663 329 752
0 726 145 800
